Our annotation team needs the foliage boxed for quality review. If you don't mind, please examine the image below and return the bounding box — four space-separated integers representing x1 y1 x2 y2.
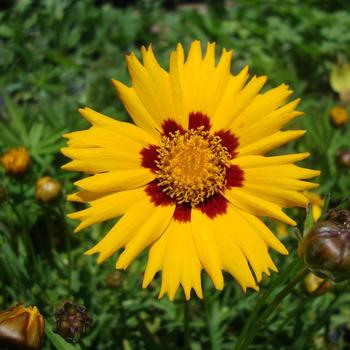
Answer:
1 0 350 349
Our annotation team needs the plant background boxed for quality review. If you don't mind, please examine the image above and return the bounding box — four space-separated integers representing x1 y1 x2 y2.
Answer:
1 0 350 349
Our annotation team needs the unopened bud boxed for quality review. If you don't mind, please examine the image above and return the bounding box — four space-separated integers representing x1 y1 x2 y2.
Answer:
330 106 348 126
0 304 44 350
338 150 350 168
35 176 62 203
55 301 92 343
299 208 350 282
105 271 124 288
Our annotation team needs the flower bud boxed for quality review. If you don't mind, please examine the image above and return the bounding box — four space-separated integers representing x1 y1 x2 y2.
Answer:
329 106 348 126
35 176 62 203
55 301 92 343
338 150 350 168
299 209 350 281
330 61 350 103
0 304 44 350
1 147 31 176
303 272 332 295
105 271 124 288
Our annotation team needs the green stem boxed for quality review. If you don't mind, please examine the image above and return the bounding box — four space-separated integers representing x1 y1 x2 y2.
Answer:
235 268 309 350
236 255 302 348
184 299 191 350
59 201 73 292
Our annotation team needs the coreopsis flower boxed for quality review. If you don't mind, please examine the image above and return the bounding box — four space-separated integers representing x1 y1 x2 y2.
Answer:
62 41 320 300
303 191 324 222
1 147 31 175
329 106 348 126
0 304 44 349
35 176 62 203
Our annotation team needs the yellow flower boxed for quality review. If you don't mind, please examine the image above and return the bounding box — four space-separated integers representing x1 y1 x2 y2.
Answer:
303 191 323 222
0 304 44 350
62 41 320 300
330 106 348 126
1 147 31 175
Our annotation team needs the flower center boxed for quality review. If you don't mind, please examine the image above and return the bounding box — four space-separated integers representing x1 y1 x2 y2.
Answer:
156 127 231 207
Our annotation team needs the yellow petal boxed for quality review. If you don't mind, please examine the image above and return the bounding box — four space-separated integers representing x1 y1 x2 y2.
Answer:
64 126 145 149
211 66 249 130
156 220 203 300
213 75 267 130
232 153 310 168
237 130 306 156
61 147 142 173
211 214 258 291
235 84 293 128
243 164 321 179
243 176 319 191
85 194 164 263
67 190 112 203
74 169 154 192
112 79 160 140
237 99 303 147
116 203 175 269
125 51 177 128
78 107 157 145
242 183 308 208
191 209 224 290
224 188 296 226
68 187 146 232
238 209 288 255
223 206 278 281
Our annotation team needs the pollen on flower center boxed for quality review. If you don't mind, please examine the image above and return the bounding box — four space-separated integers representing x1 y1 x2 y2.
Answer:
156 127 231 206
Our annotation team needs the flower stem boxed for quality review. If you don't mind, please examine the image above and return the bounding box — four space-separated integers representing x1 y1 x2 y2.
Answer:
184 299 191 350
235 267 309 350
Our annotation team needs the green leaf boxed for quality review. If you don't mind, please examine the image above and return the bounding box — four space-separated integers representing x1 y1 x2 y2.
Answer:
45 324 81 350
2 93 29 145
303 203 314 237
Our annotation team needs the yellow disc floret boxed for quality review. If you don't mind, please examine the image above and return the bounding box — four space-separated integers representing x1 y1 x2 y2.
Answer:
156 127 230 206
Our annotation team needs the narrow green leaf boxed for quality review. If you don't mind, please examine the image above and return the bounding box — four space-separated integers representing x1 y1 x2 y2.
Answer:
45 324 81 350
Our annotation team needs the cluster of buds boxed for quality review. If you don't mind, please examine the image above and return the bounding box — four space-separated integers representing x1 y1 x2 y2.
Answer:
0 147 31 176
299 208 350 282
0 304 44 349
55 301 92 343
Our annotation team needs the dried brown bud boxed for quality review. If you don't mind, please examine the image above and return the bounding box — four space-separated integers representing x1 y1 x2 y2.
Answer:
35 176 62 203
299 209 350 282
1 147 31 176
303 272 332 295
55 301 92 343
0 304 44 350
338 150 350 168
